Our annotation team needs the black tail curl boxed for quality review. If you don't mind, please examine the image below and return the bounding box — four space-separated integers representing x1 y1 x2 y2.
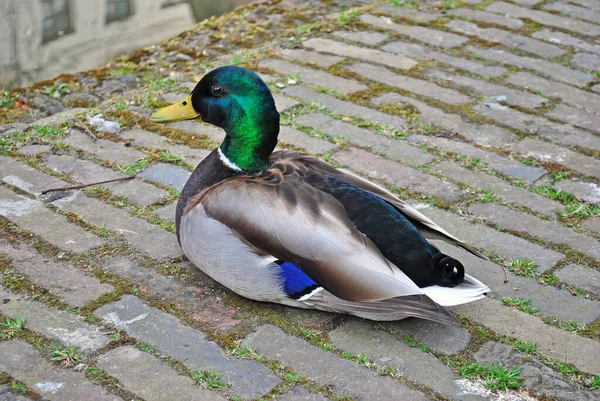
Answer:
430 253 465 287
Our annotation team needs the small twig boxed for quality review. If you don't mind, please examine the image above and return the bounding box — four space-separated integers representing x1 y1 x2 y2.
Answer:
41 176 135 194
75 122 97 142
502 265 509 283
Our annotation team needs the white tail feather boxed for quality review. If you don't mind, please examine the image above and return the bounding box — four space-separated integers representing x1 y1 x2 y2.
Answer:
421 274 490 307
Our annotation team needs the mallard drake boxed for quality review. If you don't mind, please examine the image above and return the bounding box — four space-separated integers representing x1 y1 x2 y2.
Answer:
149 66 489 325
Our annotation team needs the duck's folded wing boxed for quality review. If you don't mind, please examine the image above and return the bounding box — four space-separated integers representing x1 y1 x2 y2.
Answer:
198 176 424 303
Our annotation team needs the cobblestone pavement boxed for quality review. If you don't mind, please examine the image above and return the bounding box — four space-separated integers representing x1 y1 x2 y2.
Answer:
1 0 600 400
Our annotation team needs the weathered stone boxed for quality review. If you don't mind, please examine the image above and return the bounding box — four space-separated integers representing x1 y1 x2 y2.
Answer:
0 239 113 307
278 387 329 401
16 144 51 156
332 148 464 203
372 93 517 147
584 217 600 232
283 85 406 129
52 191 182 259
568 0 600 10
433 161 563 217
30 108 87 126
547 104 600 134
532 29 600 55
0 123 30 136
506 71 600 113
0 384 30 401
348 62 472 105
0 286 109 352
244 325 430 401
0 156 69 195
278 126 337 154
97 346 225 401
555 179 600 205
466 46 593 87
302 38 417 69
555 264 600 296
469 202 600 259
95 296 280 399
360 14 468 48
572 52 600 71
63 129 146 166
138 163 191 192
332 30 388 45
447 8 524 29
408 135 546 183
63 92 100 107
385 318 471 355
273 93 300 112
0 187 105 253
167 120 224 143
330 320 486 401
426 69 547 108
45 155 168 207
154 202 177 222
593 84 600 93
296 113 433 165
423 206 564 271
543 2 600 24
447 20 564 58
474 102 600 152
487 1 600 35
259 59 367 94
0 341 120 401
373 4 443 22
120 129 211 167
452 297 600 374
513 138 600 179
281 48 343 68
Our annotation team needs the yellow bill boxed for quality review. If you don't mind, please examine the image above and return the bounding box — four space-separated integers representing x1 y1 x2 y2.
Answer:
149 95 199 123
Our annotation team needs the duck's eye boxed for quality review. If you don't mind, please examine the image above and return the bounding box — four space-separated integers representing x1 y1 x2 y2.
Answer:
211 84 224 97
182 100 187 106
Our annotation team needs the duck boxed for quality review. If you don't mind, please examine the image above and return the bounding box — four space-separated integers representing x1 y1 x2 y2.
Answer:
149 65 489 326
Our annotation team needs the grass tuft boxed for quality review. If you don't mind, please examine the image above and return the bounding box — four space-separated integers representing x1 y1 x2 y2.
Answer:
189 370 231 390
0 315 27 339
50 345 83 367
501 297 540 315
514 340 536 354
509 259 538 278
460 361 523 391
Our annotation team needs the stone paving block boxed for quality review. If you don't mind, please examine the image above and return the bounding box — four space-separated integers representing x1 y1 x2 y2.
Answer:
584 217 600 232
555 265 600 296
568 0 600 10
486 1 600 35
0 341 120 401
572 52 600 71
165 120 224 143
0 286 109 352
359 14 468 49
447 20 565 58
332 148 464 203
273 93 300 112
283 85 406 130
278 126 337 154
0 239 113 307
332 30 388 46
138 163 191 192
532 29 600 55
154 202 177 222
593 83 600 93
423 206 564 271
97 346 225 401
384 318 471 355
432 161 563 217
469 202 600 259
244 325 430 401
63 129 146 166
0 384 31 401
373 4 443 22
513 138 600 179
447 8 524 29
119 128 211 167
281 48 343 68
474 102 600 152
408 135 546 183
371 93 517 147
426 69 548 109
278 387 329 401
0 156 69 196
555 179 600 205
0 187 105 253
94 296 280 399
348 62 472 105
17 144 52 156
452 297 600 374
45 155 168 207
302 38 417 69
547 104 600 134
296 113 433 165
259 59 367 95
329 320 486 401
52 191 182 259
505 71 600 113
543 2 600 24
466 46 593 87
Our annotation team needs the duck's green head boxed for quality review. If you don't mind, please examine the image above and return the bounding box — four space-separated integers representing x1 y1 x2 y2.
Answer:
150 66 279 172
